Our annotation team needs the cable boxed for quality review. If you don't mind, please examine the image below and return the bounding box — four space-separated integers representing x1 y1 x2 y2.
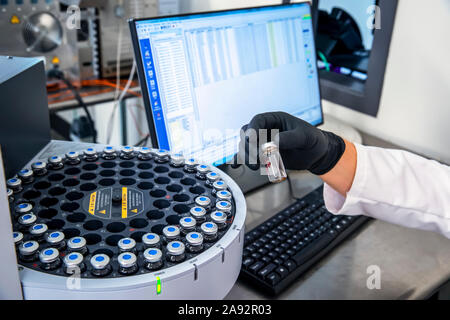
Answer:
47 68 97 143
106 60 137 144
114 0 124 100
135 134 150 147
318 51 330 72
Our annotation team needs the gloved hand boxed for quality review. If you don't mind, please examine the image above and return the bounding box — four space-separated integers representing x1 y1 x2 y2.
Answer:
232 112 346 175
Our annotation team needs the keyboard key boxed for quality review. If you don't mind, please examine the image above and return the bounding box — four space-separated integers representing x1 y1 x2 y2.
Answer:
268 251 278 259
273 258 283 265
292 233 334 266
284 260 296 272
258 248 268 255
261 256 272 264
266 272 281 286
280 254 289 261
258 263 277 278
249 261 265 274
242 257 254 269
275 266 289 279
286 249 295 256
251 253 261 260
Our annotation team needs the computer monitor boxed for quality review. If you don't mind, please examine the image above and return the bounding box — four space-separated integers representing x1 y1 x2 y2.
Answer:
129 3 323 166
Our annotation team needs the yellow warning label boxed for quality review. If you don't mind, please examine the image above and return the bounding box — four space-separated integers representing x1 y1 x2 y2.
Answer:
131 209 137 213
99 210 106 214
11 15 20 24
89 192 97 215
122 187 128 218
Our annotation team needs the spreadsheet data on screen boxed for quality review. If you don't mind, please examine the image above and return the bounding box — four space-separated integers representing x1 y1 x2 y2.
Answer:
136 4 322 166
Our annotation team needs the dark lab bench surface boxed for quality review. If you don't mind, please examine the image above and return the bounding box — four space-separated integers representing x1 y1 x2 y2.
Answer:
225 134 450 300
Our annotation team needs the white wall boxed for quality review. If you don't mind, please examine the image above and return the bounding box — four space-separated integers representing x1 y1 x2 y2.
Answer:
322 0 450 164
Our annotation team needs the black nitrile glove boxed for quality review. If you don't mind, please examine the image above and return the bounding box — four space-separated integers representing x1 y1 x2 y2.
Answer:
232 112 346 175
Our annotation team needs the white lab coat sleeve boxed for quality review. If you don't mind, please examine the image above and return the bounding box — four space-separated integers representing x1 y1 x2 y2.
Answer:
323 143 450 239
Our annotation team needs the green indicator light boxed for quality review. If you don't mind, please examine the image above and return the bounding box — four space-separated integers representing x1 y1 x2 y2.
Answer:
156 276 161 295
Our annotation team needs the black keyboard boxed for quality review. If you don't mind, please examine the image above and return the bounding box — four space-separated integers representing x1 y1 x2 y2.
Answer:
240 186 369 295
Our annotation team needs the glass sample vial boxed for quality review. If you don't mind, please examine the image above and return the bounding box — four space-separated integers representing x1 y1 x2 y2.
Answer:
102 146 117 160
19 240 39 262
45 231 66 251
162 226 180 243
120 146 135 160
118 238 137 254
29 223 48 243
185 232 204 253
83 148 98 161
13 231 24 247
179 217 196 235
18 169 34 184
260 142 287 183
166 241 185 263
138 147 152 161
65 151 81 165
143 248 163 270
190 206 207 224
169 153 185 167
64 252 86 274
118 252 138 275
67 236 88 255
90 254 112 277
31 161 48 176
48 155 64 170
39 248 61 271
142 233 161 249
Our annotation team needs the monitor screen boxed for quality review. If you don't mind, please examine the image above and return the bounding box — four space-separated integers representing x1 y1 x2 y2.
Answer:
131 3 323 166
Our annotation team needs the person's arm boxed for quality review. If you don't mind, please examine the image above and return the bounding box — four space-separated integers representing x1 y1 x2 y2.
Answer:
323 143 450 238
234 112 450 239
319 139 357 196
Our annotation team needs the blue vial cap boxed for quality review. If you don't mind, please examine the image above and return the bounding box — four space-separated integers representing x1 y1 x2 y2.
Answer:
24 242 33 248
191 233 199 239
149 249 157 255
168 227 175 232
69 254 78 260
95 256 104 262
206 223 213 228
147 234 155 239
123 254 131 260
33 225 43 230
50 232 59 238
171 242 180 248
123 239 131 244
72 238 81 243
44 249 54 255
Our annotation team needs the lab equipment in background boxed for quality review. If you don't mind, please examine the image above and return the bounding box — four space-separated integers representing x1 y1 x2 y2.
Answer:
260 142 287 184
97 0 159 78
312 0 398 117
0 0 80 81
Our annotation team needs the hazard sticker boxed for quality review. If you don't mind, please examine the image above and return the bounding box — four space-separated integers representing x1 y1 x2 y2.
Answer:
83 187 144 219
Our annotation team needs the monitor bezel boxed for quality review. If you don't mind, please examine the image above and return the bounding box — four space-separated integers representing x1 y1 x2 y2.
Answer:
129 2 324 154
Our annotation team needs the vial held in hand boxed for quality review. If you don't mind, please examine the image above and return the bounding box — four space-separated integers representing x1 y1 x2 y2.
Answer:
261 142 287 183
